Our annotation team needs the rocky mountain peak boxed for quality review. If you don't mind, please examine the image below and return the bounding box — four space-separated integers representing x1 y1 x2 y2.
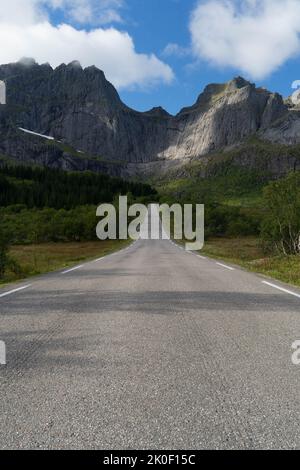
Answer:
227 76 253 91
67 60 82 69
144 106 171 118
18 57 37 67
180 77 257 116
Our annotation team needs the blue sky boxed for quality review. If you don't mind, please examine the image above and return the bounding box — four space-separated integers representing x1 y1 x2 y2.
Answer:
120 0 200 114
1 0 300 115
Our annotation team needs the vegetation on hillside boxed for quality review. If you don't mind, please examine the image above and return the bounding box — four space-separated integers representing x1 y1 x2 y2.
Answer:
158 164 264 238
0 165 156 208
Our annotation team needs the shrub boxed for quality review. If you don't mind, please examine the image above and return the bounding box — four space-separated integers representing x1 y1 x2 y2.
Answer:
261 172 300 255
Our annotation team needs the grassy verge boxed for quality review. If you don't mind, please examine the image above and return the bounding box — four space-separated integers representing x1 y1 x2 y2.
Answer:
201 237 300 287
1 239 130 285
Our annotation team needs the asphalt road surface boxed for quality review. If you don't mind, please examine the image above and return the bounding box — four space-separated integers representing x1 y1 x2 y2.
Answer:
1 238 300 449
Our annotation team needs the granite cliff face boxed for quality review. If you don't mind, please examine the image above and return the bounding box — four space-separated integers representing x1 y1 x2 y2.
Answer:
0 59 298 177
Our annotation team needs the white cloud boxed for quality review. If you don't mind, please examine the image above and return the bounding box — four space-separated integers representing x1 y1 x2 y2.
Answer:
162 43 190 58
0 0 174 89
190 0 300 79
0 0 43 25
47 0 125 25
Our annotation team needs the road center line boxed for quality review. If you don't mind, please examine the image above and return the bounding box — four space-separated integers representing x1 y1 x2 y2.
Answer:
0 284 31 298
61 265 83 274
262 281 300 299
216 262 235 271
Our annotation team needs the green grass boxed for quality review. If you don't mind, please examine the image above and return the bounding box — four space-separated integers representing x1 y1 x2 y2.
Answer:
200 237 300 287
222 191 263 208
0 239 130 286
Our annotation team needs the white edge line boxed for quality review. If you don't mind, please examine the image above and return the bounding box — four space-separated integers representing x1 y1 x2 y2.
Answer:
0 284 31 298
262 281 300 299
61 265 83 274
92 242 135 263
216 262 235 271
170 241 206 257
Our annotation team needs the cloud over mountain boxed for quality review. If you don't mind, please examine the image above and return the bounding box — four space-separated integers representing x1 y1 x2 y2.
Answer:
0 0 174 89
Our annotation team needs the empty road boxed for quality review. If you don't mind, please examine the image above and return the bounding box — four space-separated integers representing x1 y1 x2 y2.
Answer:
0 238 300 449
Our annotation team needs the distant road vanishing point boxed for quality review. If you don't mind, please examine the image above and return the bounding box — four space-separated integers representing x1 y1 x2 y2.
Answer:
1 236 300 449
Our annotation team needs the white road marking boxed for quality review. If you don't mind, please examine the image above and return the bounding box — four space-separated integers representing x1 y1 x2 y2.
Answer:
92 243 134 263
197 255 207 259
61 265 83 274
216 262 235 271
0 284 31 298
262 281 300 299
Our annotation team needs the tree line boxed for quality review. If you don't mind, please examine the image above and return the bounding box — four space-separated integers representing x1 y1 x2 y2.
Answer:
0 165 156 209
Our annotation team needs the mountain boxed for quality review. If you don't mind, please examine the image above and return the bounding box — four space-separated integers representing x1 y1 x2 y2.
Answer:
0 59 300 179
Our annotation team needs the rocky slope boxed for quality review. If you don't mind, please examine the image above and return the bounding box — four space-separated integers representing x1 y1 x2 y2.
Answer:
0 59 299 178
